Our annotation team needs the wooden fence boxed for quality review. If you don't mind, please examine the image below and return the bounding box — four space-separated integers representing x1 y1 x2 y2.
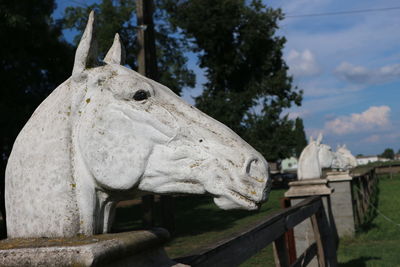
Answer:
174 196 337 267
351 168 378 228
375 164 400 177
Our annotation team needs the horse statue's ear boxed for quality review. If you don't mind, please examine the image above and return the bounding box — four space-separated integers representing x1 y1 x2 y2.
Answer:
309 136 314 143
316 132 323 145
104 33 126 65
72 11 99 77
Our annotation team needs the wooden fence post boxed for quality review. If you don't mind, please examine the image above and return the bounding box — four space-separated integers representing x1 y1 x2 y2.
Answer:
311 203 338 267
280 198 297 263
273 234 290 267
141 195 155 228
160 195 176 234
310 214 326 267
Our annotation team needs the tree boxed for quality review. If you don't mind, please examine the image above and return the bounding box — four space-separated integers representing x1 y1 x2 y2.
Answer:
0 0 74 238
62 0 195 95
381 148 394 160
162 0 303 160
294 118 307 157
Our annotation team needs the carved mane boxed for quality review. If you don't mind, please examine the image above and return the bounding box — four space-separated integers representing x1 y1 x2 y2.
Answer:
6 79 82 237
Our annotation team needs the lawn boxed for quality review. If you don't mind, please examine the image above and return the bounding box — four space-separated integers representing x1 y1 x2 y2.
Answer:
113 175 400 266
112 189 285 265
337 176 400 266
164 189 285 265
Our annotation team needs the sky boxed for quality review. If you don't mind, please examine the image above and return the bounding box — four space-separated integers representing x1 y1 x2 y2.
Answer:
54 0 400 156
266 0 400 156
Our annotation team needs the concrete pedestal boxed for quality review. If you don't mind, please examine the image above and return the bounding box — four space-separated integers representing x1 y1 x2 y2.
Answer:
0 228 184 267
327 171 355 237
285 179 336 267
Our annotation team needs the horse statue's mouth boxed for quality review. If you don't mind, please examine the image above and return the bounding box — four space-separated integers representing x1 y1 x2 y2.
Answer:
213 190 261 210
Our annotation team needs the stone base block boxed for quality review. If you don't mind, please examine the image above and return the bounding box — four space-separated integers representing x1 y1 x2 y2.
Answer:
327 171 355 237
326 171 352 182
285 178 333 198
0 228 183 267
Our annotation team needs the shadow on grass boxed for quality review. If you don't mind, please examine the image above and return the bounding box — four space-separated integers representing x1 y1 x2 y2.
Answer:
172 197 268 238
112 201 144 232
112 195 271 238
339 256 381 267
357 222 378 232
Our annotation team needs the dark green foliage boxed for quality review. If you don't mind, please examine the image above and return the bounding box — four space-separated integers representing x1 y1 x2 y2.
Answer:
62 0 195 95
162 0 304 160
380 148 394 159
0 0 74 238
294 118 307 157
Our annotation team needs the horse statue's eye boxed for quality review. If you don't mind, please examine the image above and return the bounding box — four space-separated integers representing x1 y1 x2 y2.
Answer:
133 90 148 101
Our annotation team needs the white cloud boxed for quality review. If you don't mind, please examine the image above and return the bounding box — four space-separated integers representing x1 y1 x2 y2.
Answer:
335 62 400 85
362 134 380 143
325 106 391 135
287 49 321 77
362 132 400 144
280 4 400 72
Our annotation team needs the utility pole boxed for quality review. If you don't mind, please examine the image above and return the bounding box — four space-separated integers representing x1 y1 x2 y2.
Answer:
136 0 158 80
137 0 157 230
136 0 175 233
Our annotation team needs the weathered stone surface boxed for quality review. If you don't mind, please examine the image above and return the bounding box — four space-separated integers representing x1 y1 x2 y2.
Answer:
285 179 333 198
0 229 184 267
332 145 357 171
5 11 271 238
297 134 357 181
327 171 355 237
297 133 335 180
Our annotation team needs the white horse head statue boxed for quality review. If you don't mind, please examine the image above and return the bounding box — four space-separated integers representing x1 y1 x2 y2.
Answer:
297 133 335 180
5 12 270 238
332 144 358 171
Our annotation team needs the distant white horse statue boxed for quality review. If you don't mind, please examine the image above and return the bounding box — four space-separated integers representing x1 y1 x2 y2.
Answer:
297 133 335 180
5 12 270 238
332 144 358 171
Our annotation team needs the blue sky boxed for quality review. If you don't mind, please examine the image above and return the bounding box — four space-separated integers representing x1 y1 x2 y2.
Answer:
266 0 400 156
54 0 400 156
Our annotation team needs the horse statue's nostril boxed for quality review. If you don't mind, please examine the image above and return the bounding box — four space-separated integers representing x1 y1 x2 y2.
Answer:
244 156 266 181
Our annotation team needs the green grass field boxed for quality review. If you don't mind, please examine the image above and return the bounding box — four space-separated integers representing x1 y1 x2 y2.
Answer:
112 189 285 265
109 175 400 266
164 189 285 266
338 176 400 266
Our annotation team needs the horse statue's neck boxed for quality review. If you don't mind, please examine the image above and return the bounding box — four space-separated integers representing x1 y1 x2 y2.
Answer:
6 77 134 238
297 143 322 180
5 79 86 237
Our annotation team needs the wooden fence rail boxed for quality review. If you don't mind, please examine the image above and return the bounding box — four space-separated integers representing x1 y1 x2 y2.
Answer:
351 168 378 228
174 196 337 267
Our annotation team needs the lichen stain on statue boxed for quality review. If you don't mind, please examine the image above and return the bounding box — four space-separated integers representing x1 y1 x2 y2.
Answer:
5 12 271 238
297 133 358 180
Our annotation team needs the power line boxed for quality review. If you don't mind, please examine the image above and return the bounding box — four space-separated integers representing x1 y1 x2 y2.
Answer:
286 6 400 18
